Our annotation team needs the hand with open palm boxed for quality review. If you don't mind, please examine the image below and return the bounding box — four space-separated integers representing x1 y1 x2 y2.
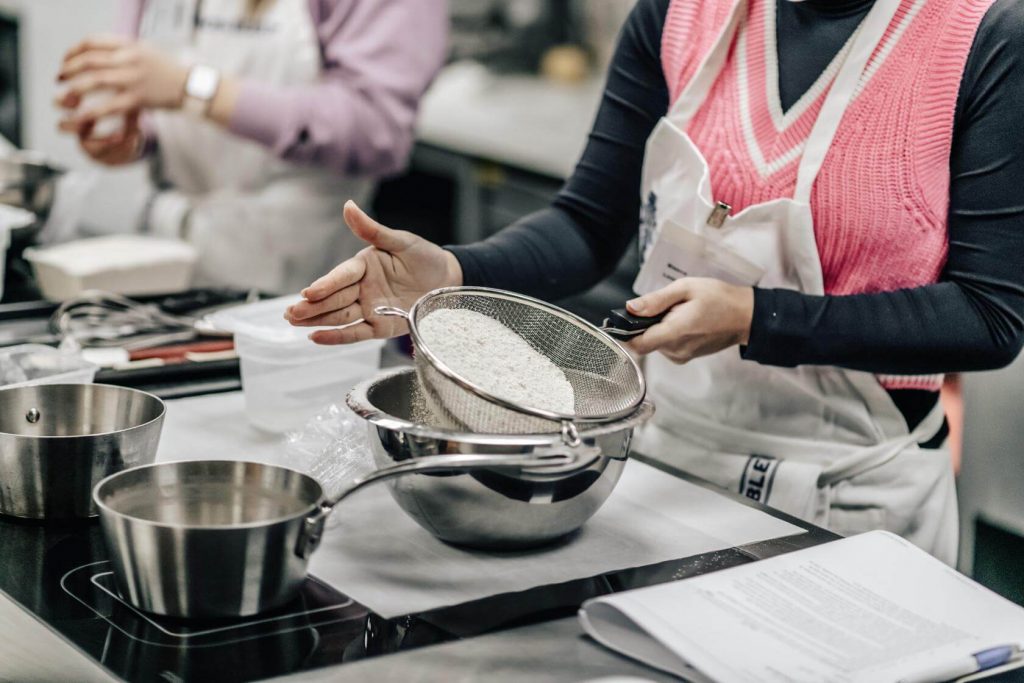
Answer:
285 201 463 344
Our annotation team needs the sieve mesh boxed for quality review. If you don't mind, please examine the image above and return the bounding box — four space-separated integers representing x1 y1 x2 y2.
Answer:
406 288 645 434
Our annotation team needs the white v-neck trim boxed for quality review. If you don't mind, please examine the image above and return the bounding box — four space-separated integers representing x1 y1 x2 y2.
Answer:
715 0 920 181
854 0 927 96
764 0 863 131
737 21 807 178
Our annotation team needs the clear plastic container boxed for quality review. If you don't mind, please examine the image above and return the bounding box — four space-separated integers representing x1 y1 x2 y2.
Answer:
0 344 98 389
207 296 385 433
0 203 36 302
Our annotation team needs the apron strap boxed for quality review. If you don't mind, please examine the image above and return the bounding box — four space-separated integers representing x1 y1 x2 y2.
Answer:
665 0 903 204
792 0 902 203
817 398 946 487
666 0 747 126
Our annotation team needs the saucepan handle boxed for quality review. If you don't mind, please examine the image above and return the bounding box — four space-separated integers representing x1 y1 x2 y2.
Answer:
295 446 601 559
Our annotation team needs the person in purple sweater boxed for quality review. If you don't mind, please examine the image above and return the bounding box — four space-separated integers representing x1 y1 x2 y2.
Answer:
54 0 447 293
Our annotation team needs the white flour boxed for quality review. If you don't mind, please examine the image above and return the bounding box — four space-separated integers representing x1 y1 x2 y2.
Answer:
418 309 575 415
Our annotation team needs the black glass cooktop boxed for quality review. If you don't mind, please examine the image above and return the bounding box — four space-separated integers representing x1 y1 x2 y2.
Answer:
0 510 778 683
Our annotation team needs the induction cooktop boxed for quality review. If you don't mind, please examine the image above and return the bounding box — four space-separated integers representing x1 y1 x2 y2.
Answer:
0 514 759 682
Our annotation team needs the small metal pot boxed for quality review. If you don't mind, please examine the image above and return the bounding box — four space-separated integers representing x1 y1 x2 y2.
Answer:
0 151 62 220
94 453 586 619
346 368 654 549
0 383 165 519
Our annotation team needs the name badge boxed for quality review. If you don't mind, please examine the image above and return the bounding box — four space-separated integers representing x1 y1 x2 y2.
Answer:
634 219 766 296
139 0 197 46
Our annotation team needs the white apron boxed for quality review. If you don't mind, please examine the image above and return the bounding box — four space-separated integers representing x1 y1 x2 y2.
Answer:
632 0 959 564
139 0 371 293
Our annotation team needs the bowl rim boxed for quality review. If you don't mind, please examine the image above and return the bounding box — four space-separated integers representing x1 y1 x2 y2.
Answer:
346 367 655 446
0 383 166 440
92 459 323 531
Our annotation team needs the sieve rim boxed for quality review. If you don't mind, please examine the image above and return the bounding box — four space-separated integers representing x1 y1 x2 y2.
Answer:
404 286 647 424
347 368 656 443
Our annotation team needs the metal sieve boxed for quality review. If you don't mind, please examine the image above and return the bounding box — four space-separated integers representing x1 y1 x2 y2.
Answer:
374 287 646 443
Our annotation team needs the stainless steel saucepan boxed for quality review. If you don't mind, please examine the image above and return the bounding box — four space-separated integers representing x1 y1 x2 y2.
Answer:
0 383 165 519
94 453 587 619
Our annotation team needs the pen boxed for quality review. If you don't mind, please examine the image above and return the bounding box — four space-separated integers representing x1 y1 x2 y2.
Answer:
898 644 1021 683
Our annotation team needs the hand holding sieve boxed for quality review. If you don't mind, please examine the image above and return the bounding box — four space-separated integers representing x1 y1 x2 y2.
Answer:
372 287 647 442
599 307 668 341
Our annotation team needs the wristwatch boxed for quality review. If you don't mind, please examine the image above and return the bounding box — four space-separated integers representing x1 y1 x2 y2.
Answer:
183 64 220 116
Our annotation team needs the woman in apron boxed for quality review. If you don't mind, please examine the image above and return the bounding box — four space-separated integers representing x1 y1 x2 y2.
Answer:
55 0 447 293
286 0 1024 565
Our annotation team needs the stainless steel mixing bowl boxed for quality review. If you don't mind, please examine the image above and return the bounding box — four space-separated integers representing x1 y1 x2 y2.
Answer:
346 367 655 549
0 383 165 519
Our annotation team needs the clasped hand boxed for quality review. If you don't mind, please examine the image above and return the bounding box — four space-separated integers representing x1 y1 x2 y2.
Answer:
55 35 189 164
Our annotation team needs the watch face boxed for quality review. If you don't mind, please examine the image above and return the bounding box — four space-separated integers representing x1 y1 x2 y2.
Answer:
187 65 219 100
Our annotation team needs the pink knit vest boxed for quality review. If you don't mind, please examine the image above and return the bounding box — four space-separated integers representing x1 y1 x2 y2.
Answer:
662 0 994 390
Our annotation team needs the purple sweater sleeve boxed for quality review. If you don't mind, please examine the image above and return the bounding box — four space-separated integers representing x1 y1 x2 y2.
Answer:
229 0 448 176
120 0 448 176
117 0 143 36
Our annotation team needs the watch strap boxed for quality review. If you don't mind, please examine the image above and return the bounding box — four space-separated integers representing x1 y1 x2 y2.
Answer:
183 64 220 116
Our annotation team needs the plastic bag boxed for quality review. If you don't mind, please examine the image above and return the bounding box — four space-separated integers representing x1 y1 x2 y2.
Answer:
0 353 29 386
286 403 374 527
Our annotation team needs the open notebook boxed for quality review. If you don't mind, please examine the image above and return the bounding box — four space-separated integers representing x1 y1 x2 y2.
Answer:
580 531 1024 683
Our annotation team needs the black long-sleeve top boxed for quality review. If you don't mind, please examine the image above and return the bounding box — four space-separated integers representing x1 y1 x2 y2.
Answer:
448 0 1024 431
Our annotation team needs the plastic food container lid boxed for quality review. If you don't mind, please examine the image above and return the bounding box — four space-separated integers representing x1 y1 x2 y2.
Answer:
205 295 384 362
0 344 99 389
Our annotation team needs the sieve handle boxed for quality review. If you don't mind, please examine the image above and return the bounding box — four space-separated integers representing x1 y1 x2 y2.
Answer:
600 307 667 341
373 305 411 320
295 447 600 559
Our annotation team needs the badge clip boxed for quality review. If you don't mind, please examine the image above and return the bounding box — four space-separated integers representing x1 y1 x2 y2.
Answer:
706 201 731 229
